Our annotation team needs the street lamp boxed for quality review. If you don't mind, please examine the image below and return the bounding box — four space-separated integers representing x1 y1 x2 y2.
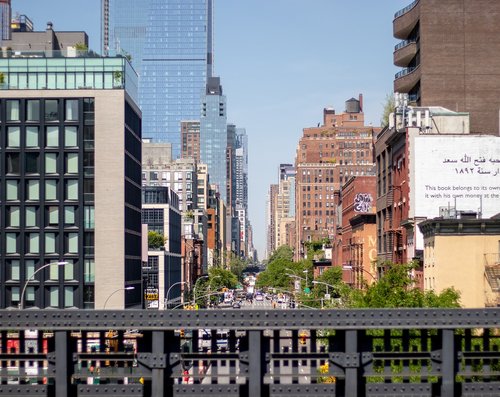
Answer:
165 281 188 309
311 280 335 296
103 286 135 309
193 275 209 305
342 265 375 284
19 261 68 309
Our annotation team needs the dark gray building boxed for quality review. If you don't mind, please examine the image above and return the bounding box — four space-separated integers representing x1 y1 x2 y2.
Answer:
0 52 142 309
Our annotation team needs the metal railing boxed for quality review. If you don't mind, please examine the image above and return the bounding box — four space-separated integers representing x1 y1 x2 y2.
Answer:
0 308 499 396
395 65 418 80
394 0 420 19
394 38 417 51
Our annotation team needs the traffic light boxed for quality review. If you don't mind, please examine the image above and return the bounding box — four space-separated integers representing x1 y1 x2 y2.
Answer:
299 332 307 345
180 329 185 338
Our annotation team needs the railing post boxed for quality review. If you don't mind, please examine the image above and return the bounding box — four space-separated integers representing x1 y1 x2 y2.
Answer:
248 330 265 397
345 329 363 397
441 329 456 397
152 330 166 396
55 330 72 397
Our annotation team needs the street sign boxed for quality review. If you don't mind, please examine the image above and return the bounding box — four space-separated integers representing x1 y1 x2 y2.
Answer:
304 287 311 294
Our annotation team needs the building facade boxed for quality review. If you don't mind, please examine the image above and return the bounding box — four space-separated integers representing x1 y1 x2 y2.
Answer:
419 215 500 308
142 186 182 310
341 176 377 288
393 0 500 134
0 0 10 41
181 120 200 163
200 77 227 203
0 55 142 309
105 0 213 155
295 96 378 260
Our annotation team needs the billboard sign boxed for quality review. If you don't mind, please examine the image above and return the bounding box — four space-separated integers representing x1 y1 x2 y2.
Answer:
413 136 500 219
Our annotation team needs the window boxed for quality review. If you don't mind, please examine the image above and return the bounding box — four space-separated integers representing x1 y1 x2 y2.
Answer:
45 180 57 200
64 261 74 280
8 260 20 281
45 153 57 174
66 180 78 200
26 180 39 200
49 287 58 307
6 153 20 174
48 206 58 225
45 233 56 253
65 100 78 121
6 180 19 200
25 153 39 173
6 233 17 254
26 126 39 147
45 100 59 121
66 153 78 173
25 260 35 280
65 206 76 225
28 233 39 254
46 126 59 147
84 259 95 283
6 100 20 121
49 262 59 280
25 207 37 227
65 126 77 147
7 126 20 147
11 287 20 303
67 233 78 253
84 206 94 228
64 287 74 307
26 100 40 121
7 207 20 227
25 287 35 303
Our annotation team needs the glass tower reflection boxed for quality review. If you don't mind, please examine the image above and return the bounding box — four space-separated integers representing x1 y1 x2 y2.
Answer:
107 0 213 158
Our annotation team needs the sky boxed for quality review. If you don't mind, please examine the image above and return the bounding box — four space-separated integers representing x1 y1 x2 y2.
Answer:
13 0 408 260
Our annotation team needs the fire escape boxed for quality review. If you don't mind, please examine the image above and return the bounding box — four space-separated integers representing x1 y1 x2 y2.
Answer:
484 253 500 307
384 187 404 263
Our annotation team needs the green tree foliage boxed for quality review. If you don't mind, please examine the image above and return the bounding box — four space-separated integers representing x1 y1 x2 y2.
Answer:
352 262 461 308
148 231 164 249
208 267 238 291
268 245 294 263
229 256 247 282
380 93 395 128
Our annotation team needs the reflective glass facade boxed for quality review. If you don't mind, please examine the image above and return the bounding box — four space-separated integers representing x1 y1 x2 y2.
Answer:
200 79 227 203
107 0 213 158
108 0 148 74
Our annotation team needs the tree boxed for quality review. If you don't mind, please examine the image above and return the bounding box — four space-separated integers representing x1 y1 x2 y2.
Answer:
268 245 294 263
148 231 164 250
353 262 461 308
229 256 247 282
380 93 395 128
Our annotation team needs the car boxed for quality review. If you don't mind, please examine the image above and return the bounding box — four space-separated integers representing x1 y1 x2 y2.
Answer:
255 294 264 302
232 302 241 309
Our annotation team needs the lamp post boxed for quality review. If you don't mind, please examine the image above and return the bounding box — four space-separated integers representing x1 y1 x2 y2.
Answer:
193 275 209 305
165 281 188 309
19 261 68 309
342 265 375 284
103 286 135 309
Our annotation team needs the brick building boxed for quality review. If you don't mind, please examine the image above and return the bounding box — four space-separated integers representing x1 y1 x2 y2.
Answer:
340 176 377 288
295 95 379 260
393 0 500 135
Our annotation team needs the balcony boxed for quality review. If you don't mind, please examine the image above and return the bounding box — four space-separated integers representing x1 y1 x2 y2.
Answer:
394 39 417 67
393 0 420 39
394 64 420 93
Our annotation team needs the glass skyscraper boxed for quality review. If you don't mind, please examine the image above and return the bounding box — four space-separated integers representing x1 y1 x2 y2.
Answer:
200 77 227 203
105 0 213 158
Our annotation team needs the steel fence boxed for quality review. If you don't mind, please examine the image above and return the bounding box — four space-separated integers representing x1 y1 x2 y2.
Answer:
0 308 499 396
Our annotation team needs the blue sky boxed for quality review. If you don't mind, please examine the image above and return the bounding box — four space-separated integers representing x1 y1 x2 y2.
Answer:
13 0 408 259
